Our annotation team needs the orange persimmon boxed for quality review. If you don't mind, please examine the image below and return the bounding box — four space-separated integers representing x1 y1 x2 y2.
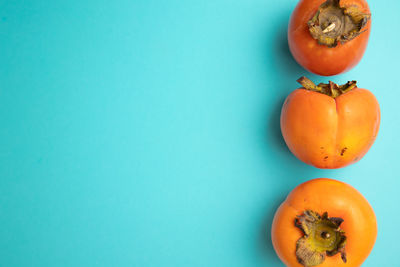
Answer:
280 77 380 169
288 0 371 76
271 178 377 267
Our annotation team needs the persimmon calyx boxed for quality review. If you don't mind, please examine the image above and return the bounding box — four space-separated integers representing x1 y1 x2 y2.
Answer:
295 210 347 267
297 76 357 98
308 0 371 47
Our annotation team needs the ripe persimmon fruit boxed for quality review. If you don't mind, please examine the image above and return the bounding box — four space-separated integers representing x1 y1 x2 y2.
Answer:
281 77 380 169
271 178 377 267
288 0 371 76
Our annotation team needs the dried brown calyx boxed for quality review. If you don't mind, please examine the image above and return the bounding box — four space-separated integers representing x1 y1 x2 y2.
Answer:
308 0 371 47
295 210 347 267
295 213 347 267
297 76 357 98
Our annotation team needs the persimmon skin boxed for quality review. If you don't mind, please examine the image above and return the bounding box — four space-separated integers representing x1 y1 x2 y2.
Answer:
271 178 377 267
288 0 371 76
281 88 380 169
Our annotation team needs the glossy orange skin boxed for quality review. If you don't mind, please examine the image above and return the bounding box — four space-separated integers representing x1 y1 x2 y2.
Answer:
288 0 371 76
271 178 377 267
281 88 380 169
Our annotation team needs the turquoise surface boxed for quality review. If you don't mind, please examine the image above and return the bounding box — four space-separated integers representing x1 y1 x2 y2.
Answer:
0 0 398 266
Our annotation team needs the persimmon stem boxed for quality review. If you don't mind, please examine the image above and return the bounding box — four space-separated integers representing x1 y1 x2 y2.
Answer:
295 210 347 267
322 23 336 33
307 0 371 47
321 231 331 239
297 76 357 98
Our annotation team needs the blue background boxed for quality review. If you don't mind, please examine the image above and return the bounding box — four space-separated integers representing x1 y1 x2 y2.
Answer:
0 0 398 266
